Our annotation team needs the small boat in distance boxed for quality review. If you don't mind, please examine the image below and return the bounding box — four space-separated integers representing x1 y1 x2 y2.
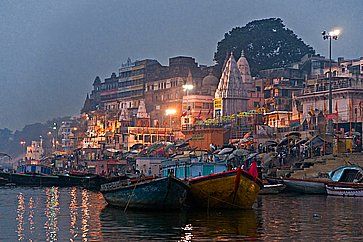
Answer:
283 165 363 194
100 176 189 210
0 164 59 187
282 178 328 194
326 182 363 197
259 183 286 195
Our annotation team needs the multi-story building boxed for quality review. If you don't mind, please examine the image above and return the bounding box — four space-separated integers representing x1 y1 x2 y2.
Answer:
258 67 304 127
144 56 215 130
25 141 44 161
82 58 163 114
293 56 363 133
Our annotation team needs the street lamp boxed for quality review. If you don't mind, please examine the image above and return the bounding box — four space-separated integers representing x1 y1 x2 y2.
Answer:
20 140 26 161
322 28 340 134
165 109 176 141
165 108 177 127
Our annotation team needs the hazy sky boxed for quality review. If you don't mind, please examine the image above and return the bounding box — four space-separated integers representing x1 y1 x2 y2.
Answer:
1 0 362 130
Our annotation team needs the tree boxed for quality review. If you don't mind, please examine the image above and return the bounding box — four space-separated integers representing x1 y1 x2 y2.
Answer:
214 18 315 76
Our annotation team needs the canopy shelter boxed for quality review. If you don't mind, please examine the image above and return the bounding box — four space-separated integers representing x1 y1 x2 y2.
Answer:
218 147 234 155
263 140 278 148
305 135 331 148
285 131 301 139
296 138 308 145
227 149 249 161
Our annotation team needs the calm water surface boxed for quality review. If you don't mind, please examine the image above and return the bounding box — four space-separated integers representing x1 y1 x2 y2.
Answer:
0 187 362 241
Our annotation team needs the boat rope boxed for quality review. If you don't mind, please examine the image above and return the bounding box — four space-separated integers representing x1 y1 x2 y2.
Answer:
124 177 142 213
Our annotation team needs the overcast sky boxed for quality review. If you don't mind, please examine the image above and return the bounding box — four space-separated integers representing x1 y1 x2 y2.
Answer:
0 0 362 130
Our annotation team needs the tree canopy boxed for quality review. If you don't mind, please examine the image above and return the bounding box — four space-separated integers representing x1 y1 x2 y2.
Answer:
214 18 315 76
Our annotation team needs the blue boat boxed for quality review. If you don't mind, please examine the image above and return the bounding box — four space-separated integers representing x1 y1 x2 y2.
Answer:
100 176 189 210
162 159 227 179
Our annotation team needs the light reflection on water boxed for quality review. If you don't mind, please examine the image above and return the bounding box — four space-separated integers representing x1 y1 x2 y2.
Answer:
0 187 362 241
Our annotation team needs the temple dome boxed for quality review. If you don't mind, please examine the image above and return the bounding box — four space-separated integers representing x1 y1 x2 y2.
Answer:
202 70 219 86
237 50 252 83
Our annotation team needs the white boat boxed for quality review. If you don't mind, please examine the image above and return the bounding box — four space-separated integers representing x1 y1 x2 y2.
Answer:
259 183 286 195
325 183 363 197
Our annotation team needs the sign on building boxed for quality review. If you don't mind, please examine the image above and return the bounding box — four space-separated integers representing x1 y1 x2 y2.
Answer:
214 98 222 118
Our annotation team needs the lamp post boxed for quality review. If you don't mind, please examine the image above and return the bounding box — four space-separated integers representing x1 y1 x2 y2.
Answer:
20 140 26 161
182 84 194 127
322 29 340 134
165 109 177 141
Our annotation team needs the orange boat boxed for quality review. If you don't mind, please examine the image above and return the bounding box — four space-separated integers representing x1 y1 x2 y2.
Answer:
188 168 263 209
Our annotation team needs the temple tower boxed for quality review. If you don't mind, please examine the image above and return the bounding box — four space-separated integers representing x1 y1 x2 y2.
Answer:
214 52 248 117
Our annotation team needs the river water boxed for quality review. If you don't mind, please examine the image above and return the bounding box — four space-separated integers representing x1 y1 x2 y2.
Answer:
0 187 362 241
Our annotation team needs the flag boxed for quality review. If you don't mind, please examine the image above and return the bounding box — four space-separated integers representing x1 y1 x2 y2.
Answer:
181 111 187 117
248 161 258 179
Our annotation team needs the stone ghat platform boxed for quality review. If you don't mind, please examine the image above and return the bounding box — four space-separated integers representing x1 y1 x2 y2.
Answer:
278 153 363 179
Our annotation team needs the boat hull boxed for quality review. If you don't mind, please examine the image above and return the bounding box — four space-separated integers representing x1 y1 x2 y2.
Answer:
283 178 327 194
326 183 363 197
4 173 59 187
101 177 189 210
188 169 262 209
259 184 286 195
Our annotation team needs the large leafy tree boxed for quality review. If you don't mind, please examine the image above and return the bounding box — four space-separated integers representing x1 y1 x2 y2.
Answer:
214 18 315 76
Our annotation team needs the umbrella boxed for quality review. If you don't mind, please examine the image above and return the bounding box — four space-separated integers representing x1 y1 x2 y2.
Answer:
245 152 258 162
218 147 234 155
263 140 278 147
232 149 249 157
175 142 189 149
344 131 361 137
130 143 144 150
285 131 301 138
296 138 308 145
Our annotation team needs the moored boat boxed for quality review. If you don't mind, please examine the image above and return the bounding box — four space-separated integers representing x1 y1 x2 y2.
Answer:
283 165 363 195
283 178 327 194
259 183 286 195
326 182 363 197
188 168 263 209
1 164 59 187
100 176 189 210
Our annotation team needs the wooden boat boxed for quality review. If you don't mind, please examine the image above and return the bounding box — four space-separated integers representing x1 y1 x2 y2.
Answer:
283 178 328 194
188 168 263 209
100 176 189 210
283 165 363 195
1 164 59 187
5 172 60 187
259 183 286 195
326 182 363 197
